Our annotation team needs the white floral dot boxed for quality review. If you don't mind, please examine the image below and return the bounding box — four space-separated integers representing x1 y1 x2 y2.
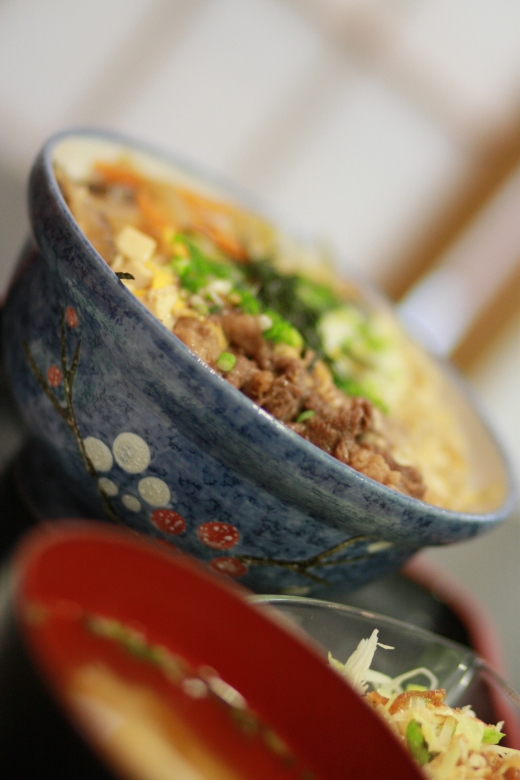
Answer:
367 541 393 554
98 478 118 497
84 437 113 472
138 477 171 507
113 433 151 474
122 494 141 512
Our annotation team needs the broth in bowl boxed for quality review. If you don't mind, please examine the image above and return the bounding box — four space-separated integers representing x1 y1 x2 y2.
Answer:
37 611 317 780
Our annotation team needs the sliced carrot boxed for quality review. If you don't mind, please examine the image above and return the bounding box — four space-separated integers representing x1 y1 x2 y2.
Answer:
136 188 174 236
94 161 245 258
176 185 238 217
93 161 144 189
195 222 247 262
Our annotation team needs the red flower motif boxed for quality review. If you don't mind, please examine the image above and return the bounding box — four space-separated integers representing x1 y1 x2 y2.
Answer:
197 522 240 550
209 557 248 578
151 509 186 535
47 365 62 387
65 306 78 328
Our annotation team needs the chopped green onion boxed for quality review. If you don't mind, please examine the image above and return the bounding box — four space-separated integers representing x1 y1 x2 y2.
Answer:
262 309 303 349
192 301 209 316
171 256 190 276
170 233 239 293
234 288 260 315
296 410 316 423
216 352 237 372
406 684 428 692
248 260 324 354
295 277 339 314
482 727 506 745
332 371 388 414
406 720 431 766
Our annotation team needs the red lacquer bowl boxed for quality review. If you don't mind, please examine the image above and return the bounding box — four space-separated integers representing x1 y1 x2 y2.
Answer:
0 521 422 780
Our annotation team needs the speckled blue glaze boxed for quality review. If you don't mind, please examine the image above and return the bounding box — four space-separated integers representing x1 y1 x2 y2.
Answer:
2 129 516 596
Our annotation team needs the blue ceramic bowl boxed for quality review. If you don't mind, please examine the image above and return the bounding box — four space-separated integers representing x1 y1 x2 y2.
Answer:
1 129 516 596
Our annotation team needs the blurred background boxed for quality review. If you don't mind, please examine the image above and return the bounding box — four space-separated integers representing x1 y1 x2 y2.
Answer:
0 0 519 687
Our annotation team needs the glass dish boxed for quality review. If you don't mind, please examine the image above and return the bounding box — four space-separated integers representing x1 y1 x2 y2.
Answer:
252 595 520 749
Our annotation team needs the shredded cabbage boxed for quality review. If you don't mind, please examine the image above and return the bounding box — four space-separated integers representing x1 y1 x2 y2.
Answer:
328 629 393 694
328 628 434 696
329 633 518 778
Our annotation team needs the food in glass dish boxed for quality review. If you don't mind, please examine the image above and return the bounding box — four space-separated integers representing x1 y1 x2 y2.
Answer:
330 631 520 779
55 158 493 511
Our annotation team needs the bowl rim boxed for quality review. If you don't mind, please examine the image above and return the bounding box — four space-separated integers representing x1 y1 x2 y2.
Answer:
249 593 478 657
27 126 518 536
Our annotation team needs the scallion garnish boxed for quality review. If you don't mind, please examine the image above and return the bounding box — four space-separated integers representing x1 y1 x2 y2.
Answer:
296 410 316 423
406 720 431 766
216 352 237 372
